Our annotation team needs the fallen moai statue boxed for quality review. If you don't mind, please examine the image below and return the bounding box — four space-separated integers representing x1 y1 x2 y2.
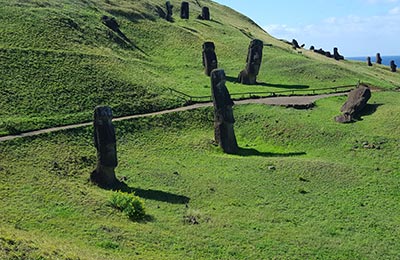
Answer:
335 84 372 123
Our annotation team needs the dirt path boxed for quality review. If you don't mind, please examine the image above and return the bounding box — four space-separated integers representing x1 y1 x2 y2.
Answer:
0 93 346 142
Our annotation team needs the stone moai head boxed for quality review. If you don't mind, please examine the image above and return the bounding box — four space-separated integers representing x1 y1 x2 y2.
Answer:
94 106 117 168
202 42 218 76
390 60 397 72
367 57 372 66
333 47 344 60
202 7 210 20
92 106 119 187
166 1 173 22
211 69 238 154
376 53 382 64
246 39 263 75
181 1 189 19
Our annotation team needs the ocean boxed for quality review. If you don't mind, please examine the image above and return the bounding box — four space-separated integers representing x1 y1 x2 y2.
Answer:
347 56 400 66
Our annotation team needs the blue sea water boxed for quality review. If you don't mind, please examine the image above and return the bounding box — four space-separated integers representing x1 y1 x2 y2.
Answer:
347 56 400 66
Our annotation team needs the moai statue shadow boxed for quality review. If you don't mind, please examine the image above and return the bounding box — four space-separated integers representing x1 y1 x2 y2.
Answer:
367 57 372 66
238 39 263 85
200 7 210 20
376 53 382 64
181 2 189 19
166 1 174 22
91 106 119 188
211 69 239 154
333 47 344 60
390 60 397 72
335 84 371 123
202 42 218 76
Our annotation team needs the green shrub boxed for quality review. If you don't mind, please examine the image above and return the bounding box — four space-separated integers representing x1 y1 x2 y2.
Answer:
109 191 146 221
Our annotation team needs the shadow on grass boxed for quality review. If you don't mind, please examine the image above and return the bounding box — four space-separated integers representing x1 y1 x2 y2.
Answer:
225 76 309 89
118 183 190 205
237 147 306 157
358 103 383 118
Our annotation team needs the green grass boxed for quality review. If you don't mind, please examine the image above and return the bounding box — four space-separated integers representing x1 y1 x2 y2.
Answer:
1 0 400 135
1 91 399 259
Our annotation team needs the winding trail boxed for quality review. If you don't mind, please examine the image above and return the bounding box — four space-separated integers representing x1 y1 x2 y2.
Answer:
0 93 347 142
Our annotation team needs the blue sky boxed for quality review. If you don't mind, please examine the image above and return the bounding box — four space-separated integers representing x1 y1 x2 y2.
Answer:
213 0 400 57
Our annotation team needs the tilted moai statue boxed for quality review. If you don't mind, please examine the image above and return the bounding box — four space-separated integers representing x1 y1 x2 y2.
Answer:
181 2 189 19
376 53 382 64
390 60 397 72
335 84 371 123
202 42 218 76
91 106 119 187
211 69 239 154
166 1 173 22
201 7 210 20
367 57 372 66
333 47 344 60
292 39 300 49
238 39 264 85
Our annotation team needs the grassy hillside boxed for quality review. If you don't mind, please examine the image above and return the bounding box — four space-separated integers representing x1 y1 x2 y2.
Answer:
1 0 400 136
1 92 399 259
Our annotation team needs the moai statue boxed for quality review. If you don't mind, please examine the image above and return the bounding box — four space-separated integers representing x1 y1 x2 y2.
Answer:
91 106 119 187
238 39 263 85
211 69 239 154
181 2 189 19
333 47 344 60
335 84 371 123
166 1 173 22
376 53 382 64
201 7 210 20
390 60 397 72
292 39 300 49
202 42 218 76
367 57 372 66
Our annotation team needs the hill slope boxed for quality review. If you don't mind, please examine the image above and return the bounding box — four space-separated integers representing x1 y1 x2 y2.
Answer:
1 0 399 136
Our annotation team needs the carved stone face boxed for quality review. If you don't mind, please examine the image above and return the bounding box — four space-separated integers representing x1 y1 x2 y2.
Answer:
203 42 215 52
211 69 226 86
95 106 113 125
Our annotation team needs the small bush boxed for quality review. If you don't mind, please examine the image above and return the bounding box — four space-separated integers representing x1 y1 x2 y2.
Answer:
109 191 146 221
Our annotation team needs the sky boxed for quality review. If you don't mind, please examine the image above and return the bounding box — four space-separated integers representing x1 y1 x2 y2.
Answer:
213 0 400 57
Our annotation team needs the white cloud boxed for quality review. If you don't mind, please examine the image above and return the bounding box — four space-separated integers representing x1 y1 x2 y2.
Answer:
389 6 400 14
